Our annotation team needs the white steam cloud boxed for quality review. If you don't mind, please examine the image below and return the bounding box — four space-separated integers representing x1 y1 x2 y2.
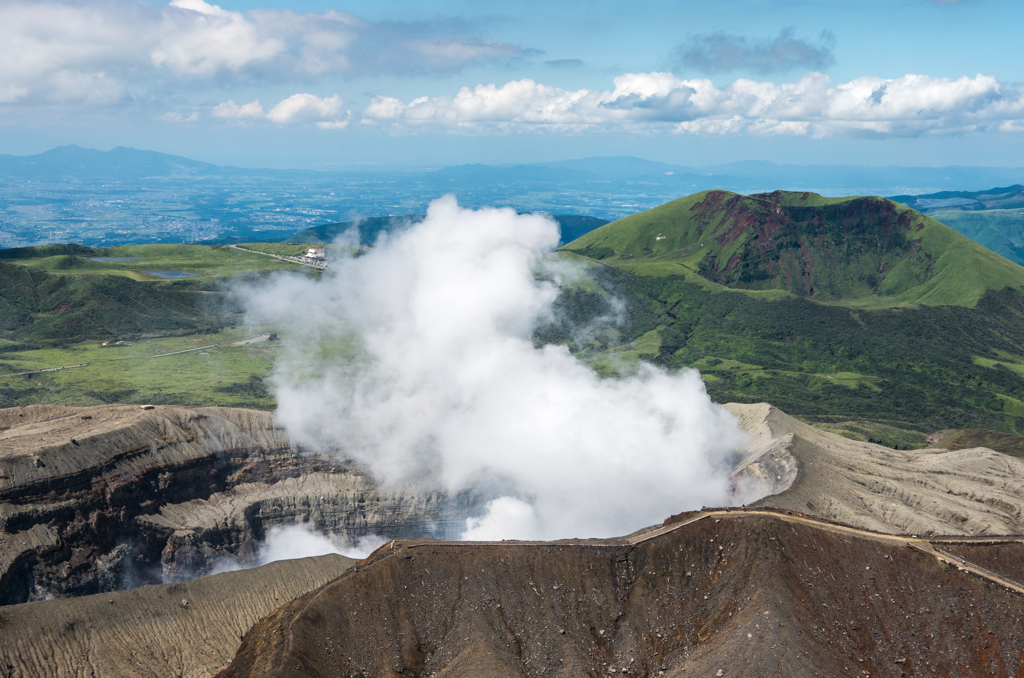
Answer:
244 195 751 541
211 525 386 575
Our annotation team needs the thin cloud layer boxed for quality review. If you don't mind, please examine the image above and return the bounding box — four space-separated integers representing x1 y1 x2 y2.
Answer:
214 93 350 128
673 28 836 75
361 71 1024 138
0 0 532 105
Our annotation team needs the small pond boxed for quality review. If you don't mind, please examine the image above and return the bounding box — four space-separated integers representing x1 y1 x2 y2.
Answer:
143 270 199 279
89 257 146 262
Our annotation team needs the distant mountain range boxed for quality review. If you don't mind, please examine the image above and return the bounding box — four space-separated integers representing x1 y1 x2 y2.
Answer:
889 184 1024 212
2 145 1023 258
3 145 1023 195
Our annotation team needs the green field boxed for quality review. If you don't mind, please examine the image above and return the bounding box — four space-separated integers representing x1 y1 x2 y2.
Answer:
0 327 280 409
0 243 318 348
0 243 309 407
3 243 305 280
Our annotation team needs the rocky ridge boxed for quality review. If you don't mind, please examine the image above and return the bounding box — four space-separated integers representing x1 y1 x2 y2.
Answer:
218 510 1024 678
7 401 1024 677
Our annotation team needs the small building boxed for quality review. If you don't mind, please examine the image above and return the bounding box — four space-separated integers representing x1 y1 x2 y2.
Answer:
306 248 325 259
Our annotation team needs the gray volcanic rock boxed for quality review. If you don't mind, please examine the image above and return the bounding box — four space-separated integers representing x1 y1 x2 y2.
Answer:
0 553 354 678
6 400 1024 608
730 402 1024 535
0 404 473 604
217 512 1024 678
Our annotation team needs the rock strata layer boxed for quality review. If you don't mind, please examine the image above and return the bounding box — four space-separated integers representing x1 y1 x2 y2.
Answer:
0 404 472 605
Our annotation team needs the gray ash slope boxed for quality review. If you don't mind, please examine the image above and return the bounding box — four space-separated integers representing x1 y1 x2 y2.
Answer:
6 400 1024 606
0 553 354 678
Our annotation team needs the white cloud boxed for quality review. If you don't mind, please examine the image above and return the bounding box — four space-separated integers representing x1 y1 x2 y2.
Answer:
267 93 344 125
360 71 1024 138
158 111 199 123
152 0 287 76
0 0 532 106
212 94 348 128
212 99 266 119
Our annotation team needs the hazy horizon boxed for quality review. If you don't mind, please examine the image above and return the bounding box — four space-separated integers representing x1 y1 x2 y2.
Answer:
1 0 1022 169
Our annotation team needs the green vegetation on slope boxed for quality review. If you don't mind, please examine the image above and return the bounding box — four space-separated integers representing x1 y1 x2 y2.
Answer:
0 243 305 348
565 190 1024 308
0 329 279 410
557 190 1024 446
0 243 304 408
927 208 1024 267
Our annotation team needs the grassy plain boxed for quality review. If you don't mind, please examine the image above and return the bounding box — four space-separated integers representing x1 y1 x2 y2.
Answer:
234 243 320 257
8 243 305 280
0 328 279 409
0 243 311 408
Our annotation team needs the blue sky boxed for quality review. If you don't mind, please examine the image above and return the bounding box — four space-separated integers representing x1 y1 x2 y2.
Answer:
1 0 1022 168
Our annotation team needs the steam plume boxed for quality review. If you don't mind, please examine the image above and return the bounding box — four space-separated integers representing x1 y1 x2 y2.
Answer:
243 195 752 540
211 525 386 574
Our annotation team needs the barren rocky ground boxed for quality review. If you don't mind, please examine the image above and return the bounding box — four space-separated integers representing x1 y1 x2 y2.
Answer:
6 401 1024 678
729 403 1024 535
0 553 353 678
219 510 1024 678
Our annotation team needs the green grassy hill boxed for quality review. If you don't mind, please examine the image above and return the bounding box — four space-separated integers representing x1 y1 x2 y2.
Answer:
0 243 309 347
564 190 1024 307
0 243 304 409
559 190 1024 446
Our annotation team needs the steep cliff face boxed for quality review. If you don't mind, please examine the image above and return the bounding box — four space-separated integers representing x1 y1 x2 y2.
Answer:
218 511 1024 678
0 405 473 605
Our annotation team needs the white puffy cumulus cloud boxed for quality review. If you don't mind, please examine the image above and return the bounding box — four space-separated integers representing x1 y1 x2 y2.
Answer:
213 93 349 129
0 0 532 105
361 71 1024 138
241 196 751 542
